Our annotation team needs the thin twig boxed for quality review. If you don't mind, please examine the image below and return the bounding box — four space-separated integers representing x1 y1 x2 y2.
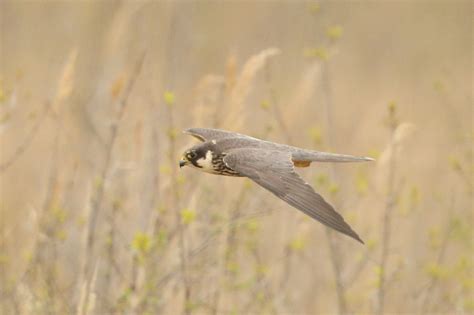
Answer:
212 184 249 314
264 61 292 144
343 251 371 288
86 51 146 253
154 209 272 294
0 102 51 173
77 51 146 315
168 100 192 314
376 107 398 315
321 58 348 315
419 196 455 312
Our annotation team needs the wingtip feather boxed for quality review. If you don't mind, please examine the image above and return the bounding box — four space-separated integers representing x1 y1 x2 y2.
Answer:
343 228 365 244
340 226 365 244
353 234 365 244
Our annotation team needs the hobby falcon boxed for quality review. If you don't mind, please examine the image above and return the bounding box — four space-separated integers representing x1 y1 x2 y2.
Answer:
179 128 373 243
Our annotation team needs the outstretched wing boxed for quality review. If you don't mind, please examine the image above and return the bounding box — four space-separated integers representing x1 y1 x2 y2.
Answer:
183 128 253 142
223 148 363 243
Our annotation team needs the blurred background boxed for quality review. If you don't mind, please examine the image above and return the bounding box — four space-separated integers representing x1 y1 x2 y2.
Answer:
0 1 472 314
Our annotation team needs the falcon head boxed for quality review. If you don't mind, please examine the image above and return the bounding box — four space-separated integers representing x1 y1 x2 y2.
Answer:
179 141 217 172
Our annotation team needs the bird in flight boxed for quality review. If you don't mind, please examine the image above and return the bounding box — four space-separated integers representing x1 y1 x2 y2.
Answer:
179 128 373 243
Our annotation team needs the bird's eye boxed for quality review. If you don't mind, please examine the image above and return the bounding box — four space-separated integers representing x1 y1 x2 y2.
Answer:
187 151 197 159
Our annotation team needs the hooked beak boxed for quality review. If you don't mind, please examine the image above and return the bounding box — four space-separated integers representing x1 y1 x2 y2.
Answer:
179 159 187 168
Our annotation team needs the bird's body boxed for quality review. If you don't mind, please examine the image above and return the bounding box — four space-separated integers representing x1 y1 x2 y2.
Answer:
180 128 373 243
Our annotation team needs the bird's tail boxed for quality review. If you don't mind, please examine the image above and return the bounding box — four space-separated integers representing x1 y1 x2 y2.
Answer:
294 150 374 163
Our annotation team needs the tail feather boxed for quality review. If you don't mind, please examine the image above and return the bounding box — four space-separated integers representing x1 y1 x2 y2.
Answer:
292 150 374 163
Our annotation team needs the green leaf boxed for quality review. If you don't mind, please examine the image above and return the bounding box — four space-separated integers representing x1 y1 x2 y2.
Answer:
328 182 339 195
181 208 196 225
355 171 369 195
315 173 328 187
260 100 270 110
424 262 449 280
326 25 343 40
308 126 323 145
245 219 260 234
132 232 152 254
304 47 329 60
289 237 306 251
163 91 175 106
0 83 5 103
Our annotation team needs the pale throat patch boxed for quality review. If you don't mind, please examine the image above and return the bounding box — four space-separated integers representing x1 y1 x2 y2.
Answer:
196 150 215 172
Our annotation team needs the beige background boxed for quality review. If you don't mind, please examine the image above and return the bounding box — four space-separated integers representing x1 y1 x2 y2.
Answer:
0 1 472 314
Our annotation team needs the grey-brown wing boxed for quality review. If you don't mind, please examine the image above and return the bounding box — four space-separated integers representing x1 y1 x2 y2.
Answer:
223 148 363 243
183 128 253 142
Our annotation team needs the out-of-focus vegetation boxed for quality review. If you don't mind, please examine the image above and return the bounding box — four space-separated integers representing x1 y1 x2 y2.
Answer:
0 1 472 314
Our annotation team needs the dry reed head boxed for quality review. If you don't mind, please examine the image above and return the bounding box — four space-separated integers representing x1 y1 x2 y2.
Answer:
192 74 225 126
375 122 416 195
224 48 281 129
286 62 322 130
377 122 416 168
53 48 77 111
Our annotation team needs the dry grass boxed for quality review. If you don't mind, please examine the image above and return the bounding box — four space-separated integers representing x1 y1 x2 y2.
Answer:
0 1 472 314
